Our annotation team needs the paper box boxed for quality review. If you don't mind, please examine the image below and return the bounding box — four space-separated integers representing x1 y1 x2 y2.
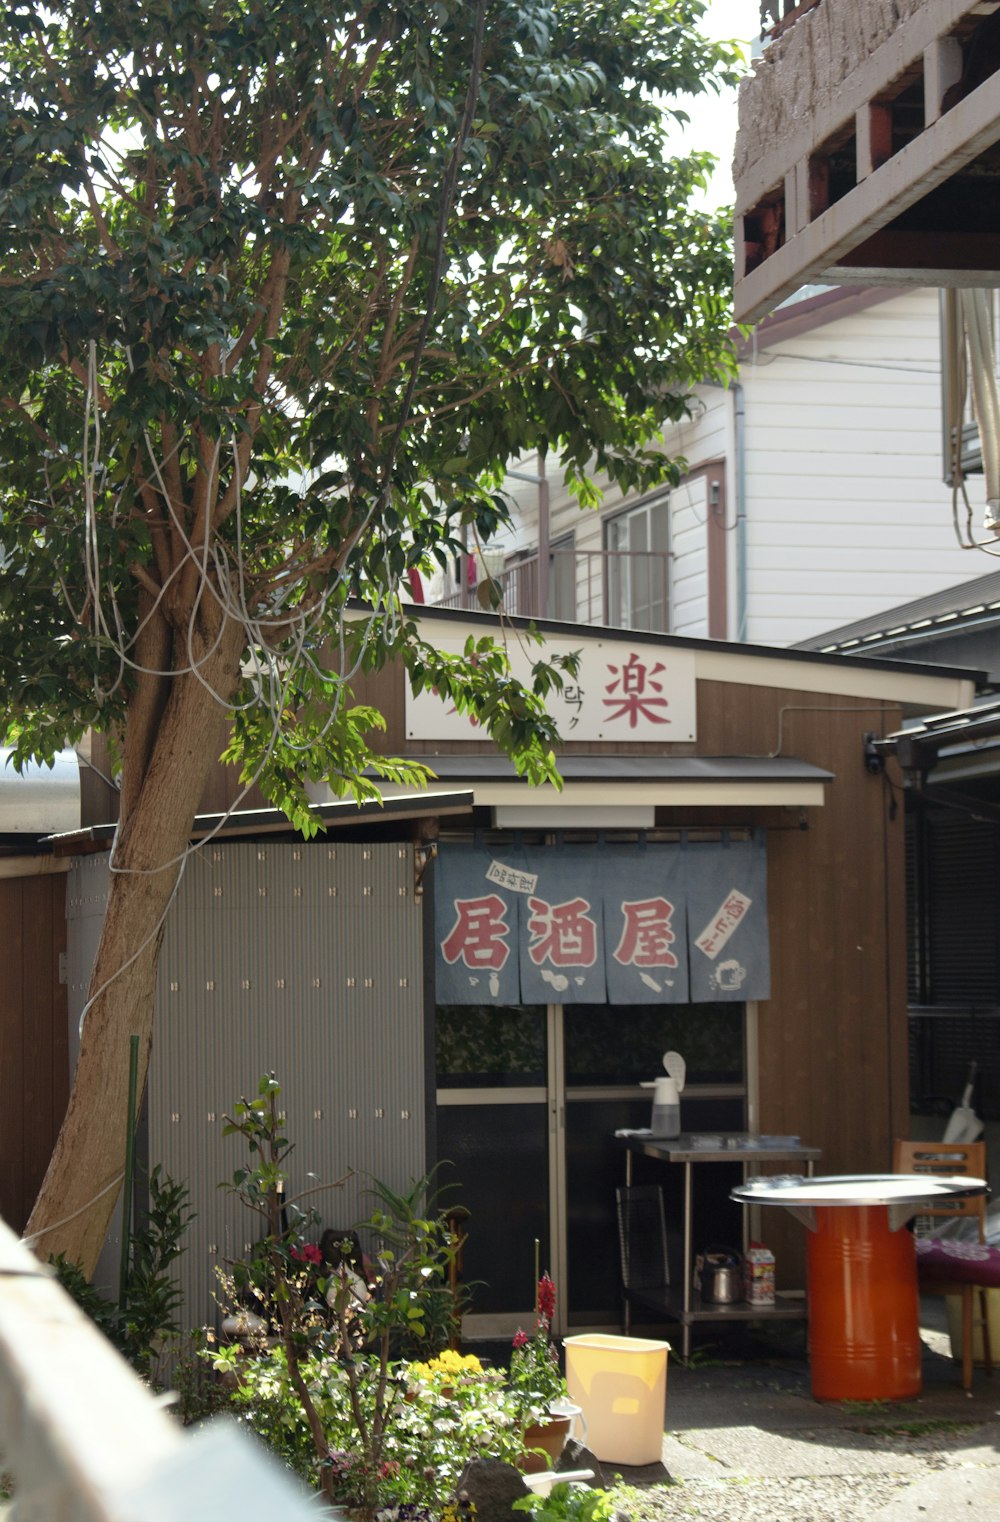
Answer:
744 1242 775 1305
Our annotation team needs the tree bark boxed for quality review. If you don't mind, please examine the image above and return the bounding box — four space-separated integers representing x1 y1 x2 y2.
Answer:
25 616 247 1273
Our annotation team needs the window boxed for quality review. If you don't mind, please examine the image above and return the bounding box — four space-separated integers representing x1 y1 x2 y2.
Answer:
605 495 670 632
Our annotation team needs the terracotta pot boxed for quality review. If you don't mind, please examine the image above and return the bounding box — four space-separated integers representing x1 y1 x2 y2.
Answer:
519 1414 572 1473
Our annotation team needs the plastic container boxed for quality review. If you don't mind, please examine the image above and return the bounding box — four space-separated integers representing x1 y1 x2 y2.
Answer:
564 1333 669 1465
651 1101 680 1138
945 1288 1000 1364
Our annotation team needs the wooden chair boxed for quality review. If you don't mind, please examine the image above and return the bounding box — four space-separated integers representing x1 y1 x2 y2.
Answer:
616 1184 671 1335
893 1139 997 1391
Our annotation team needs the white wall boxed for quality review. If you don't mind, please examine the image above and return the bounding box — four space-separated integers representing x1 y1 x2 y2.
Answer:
500 287 994 647
737 287 988 646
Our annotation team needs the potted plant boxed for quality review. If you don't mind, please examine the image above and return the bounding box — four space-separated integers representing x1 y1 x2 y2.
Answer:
510 1265 577 1470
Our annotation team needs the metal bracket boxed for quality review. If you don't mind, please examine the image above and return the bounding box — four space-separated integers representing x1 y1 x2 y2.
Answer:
414 841 438 900
888 1203 919 1232
783 1205 817 1233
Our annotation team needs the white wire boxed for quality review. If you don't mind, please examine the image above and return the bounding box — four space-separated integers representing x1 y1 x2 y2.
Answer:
22 1171 126 1249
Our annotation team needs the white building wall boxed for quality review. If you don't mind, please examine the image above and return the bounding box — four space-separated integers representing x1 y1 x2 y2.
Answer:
499 287 993 647
669 475 710 639
735 287 987 646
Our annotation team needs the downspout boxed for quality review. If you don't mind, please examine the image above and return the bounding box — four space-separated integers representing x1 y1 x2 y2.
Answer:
733 381 748 642
507 453 550 618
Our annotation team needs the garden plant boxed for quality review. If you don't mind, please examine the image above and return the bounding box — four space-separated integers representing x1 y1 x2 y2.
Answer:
213 1076 533 1515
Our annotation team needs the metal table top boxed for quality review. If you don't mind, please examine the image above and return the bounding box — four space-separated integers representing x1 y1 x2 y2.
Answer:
732 1172 988 1208
730 1174 986 1235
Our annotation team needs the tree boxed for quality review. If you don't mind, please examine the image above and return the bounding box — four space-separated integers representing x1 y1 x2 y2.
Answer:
0 0 738 1272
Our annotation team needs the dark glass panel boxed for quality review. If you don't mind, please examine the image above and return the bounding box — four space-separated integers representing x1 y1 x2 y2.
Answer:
437 1103 549 1315
563 1003 744 1087
565 1092 747 1326
436 1004 546 1088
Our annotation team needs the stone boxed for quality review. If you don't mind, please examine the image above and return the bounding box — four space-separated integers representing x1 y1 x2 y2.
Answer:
555 1438 608 1489
455 1458 531 1522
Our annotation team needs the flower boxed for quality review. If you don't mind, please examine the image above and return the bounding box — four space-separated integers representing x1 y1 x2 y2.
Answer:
290 1242 323 1265
537 1272 556 1322
508 1272 567 1415
407 1350 484 1384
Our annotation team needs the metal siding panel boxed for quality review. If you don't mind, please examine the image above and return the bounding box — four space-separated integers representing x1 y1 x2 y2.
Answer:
146 840 425 1333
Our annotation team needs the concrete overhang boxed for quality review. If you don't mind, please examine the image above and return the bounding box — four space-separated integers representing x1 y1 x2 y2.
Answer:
734 0 1000 323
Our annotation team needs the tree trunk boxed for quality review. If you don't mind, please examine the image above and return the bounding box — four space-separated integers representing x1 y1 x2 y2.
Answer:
25 618 246 1273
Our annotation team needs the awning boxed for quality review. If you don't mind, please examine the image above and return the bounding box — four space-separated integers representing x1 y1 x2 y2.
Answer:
379 754 832 810
45 789 476 853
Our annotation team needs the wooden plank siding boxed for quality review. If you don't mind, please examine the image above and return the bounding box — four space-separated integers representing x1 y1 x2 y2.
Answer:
0 876 69 1233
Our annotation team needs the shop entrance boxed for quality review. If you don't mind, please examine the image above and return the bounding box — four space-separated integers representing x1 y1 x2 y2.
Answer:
434 1001 749 1337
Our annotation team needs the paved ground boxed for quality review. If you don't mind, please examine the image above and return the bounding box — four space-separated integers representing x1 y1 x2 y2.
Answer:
601 1304 1000 1521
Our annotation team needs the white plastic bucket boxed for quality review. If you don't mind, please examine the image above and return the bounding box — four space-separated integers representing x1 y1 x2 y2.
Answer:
563 1333 669 1466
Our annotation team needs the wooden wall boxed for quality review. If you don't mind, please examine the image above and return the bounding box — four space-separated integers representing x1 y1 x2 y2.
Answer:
693 680 908 1169
0 873 69 1233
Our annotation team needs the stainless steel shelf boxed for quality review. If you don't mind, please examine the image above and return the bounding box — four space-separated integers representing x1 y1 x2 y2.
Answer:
668 1288 807 1326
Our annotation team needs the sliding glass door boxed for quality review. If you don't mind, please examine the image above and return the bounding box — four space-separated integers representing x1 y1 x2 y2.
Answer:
435 1000 749 1336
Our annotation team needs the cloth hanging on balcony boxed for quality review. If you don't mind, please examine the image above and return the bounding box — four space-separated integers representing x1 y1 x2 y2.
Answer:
434 836 769 1006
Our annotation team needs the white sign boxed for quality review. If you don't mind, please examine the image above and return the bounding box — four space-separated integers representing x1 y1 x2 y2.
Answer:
695 889 753 960
406 635 696 743
486 860 539 895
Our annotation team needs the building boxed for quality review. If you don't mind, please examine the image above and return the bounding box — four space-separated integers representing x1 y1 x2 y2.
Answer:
734 0 1000 324
434 285 993 650
798 574 1000 1165
18 612 975 1339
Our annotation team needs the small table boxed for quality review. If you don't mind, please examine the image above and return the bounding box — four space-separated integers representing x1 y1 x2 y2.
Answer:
731 1172 989 1400
620 1132 821 1359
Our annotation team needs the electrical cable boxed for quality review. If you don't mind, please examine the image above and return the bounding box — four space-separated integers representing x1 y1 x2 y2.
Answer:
21 1171 125 1248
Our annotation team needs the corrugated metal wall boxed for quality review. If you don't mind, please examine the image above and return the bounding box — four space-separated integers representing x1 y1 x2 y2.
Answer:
67 841 426 1332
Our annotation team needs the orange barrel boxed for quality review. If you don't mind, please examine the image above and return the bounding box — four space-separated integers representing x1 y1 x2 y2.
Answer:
807 1204 921 1401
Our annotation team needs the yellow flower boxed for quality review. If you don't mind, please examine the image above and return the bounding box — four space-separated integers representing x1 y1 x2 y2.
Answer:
406 1351 483 1381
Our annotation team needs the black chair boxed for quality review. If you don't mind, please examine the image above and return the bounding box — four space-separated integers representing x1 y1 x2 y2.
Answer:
616 1184 672 1334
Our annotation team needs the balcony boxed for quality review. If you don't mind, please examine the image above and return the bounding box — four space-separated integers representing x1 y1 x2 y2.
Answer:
431 546 672 633
734 0 1000 323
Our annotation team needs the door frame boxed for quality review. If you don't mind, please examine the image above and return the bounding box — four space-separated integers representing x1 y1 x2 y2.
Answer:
437 1002 759 1338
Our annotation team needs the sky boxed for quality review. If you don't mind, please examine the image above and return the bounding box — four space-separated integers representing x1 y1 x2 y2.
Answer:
674 0 758 211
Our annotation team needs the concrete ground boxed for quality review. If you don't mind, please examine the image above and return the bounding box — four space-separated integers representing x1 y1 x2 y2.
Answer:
602 1303 1000 1521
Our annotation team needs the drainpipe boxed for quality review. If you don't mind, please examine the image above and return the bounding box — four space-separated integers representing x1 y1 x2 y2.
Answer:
507 453 550 618
733 381 748 643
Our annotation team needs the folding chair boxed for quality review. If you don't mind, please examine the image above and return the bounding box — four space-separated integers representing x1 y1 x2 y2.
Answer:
616 1184 672 1335
894 1139 998 1391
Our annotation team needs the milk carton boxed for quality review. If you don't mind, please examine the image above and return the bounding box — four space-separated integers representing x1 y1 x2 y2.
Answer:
744 1242 775 1305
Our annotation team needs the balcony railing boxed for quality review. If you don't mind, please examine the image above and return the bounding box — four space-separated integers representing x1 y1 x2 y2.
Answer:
432 546 671 633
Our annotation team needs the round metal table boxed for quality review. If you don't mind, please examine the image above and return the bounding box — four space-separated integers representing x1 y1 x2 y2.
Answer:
731 1173 988 1401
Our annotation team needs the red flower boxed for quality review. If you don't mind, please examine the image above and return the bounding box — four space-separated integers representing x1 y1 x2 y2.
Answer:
537 1272 556 1322
512 1329 530 1349
291 1242 323 1265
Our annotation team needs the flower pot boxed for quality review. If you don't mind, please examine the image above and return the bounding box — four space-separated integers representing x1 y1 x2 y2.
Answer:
519 1414 572 1473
